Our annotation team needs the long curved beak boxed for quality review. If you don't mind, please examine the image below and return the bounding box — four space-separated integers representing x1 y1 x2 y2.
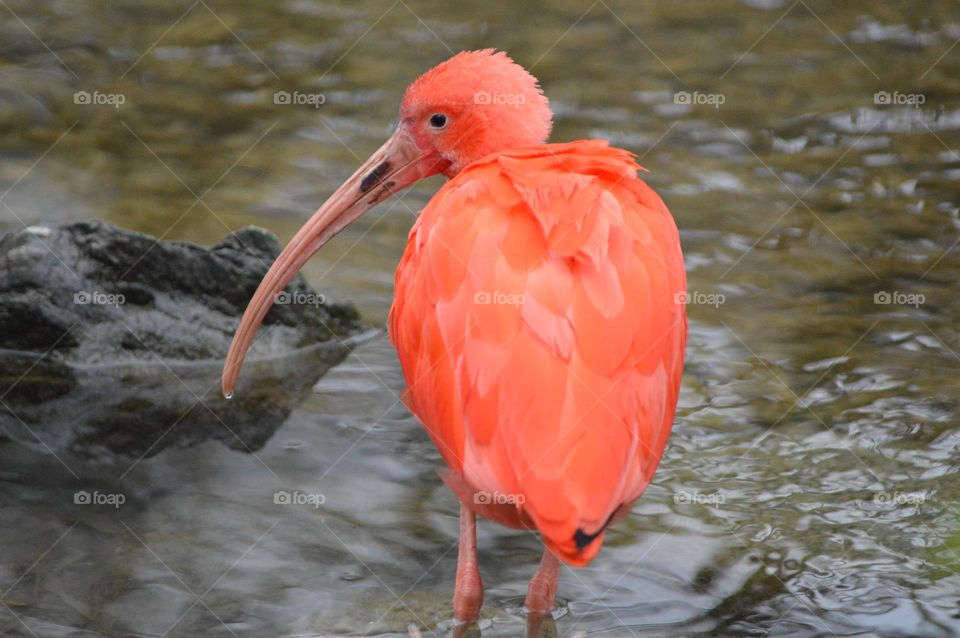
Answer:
221 125 432 397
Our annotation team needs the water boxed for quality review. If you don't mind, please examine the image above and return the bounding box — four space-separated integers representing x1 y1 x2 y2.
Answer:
1 1 959 636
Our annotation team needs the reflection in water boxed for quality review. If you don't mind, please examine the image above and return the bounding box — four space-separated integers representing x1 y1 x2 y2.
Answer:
0 1 959 636
0 336 372 462
0 221 371 462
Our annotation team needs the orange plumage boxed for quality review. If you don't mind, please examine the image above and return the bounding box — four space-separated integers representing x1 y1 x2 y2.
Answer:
222 49 686 622
391 140 686 566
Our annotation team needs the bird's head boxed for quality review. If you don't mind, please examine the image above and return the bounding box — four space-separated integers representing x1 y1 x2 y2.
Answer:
222 50 552 396
399 49 552 176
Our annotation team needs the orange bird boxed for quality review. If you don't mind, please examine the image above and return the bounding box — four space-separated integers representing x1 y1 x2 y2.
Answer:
223 50 686 623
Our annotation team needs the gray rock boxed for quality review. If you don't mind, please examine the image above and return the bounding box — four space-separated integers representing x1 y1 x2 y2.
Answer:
0 221 372 463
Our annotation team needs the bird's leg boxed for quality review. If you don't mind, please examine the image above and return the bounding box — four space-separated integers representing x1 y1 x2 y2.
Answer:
453 504 484 623
524 547 561 616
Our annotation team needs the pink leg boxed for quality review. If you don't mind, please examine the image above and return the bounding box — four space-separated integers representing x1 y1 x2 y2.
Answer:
453 505 483 623
524 547 561 615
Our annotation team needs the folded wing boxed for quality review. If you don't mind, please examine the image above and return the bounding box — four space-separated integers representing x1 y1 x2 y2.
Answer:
390 140 686 565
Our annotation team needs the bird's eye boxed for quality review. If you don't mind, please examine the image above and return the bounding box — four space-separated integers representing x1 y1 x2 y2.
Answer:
429 113 448 129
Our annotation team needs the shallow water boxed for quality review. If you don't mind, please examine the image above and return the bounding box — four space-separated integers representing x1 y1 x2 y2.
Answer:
1 1 959 636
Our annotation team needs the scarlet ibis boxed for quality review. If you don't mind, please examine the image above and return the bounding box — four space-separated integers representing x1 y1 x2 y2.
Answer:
223 49 686 623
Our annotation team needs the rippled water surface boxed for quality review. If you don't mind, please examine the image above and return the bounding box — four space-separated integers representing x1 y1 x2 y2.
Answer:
1 1 959 636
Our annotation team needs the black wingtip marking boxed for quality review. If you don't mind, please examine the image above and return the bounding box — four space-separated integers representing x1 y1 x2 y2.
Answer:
573 504 623 551
574 527 599 551
360 160 391 193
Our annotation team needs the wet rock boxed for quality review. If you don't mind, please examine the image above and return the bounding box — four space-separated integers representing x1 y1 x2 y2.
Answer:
0 221 371 463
